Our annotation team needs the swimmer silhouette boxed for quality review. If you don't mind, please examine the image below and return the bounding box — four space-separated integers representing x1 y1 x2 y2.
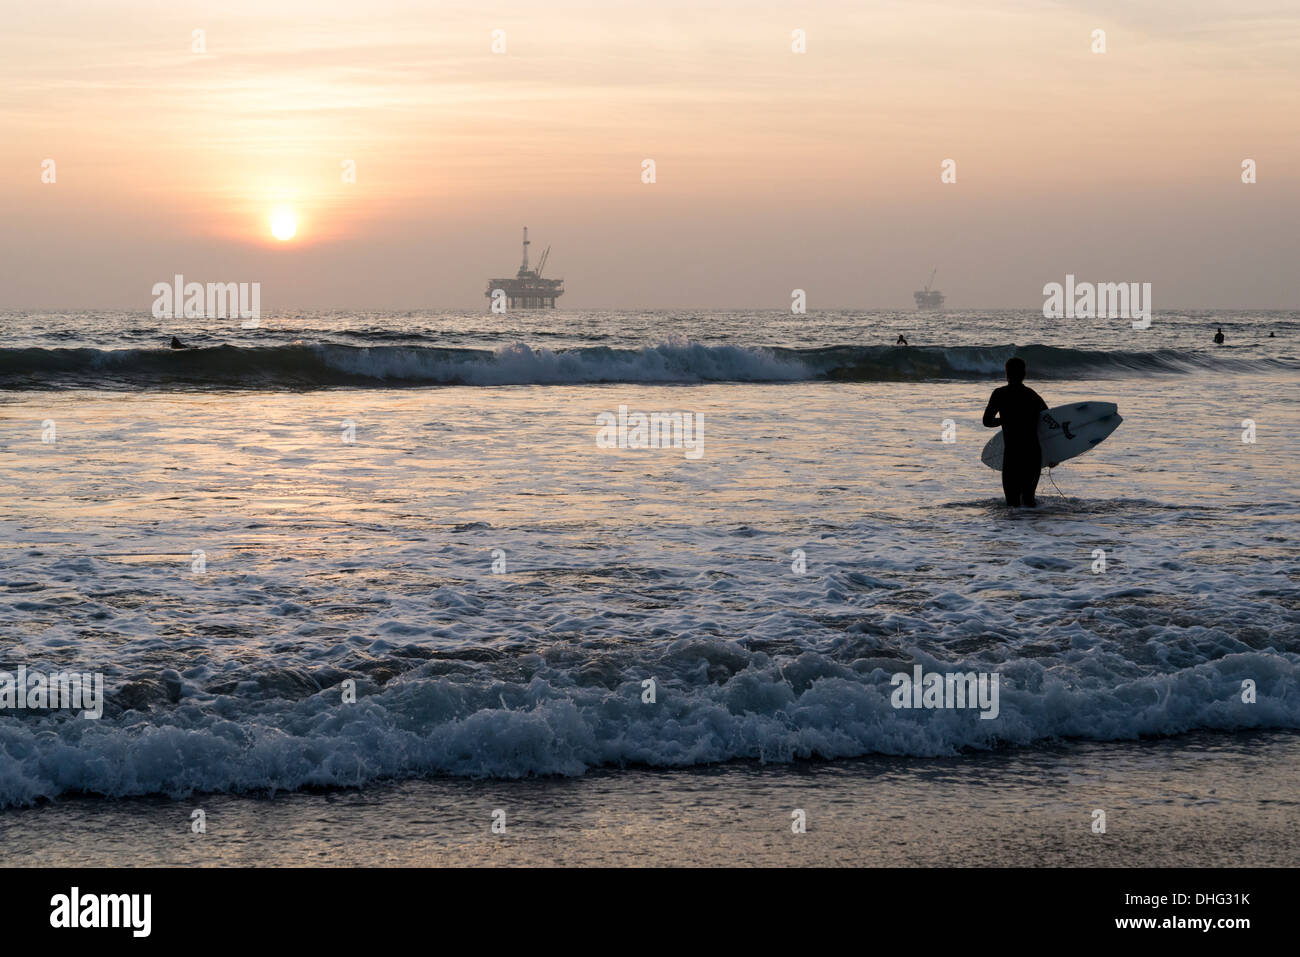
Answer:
169 336 187 349
1213 327 1225 345
983 357 1048 508
896 335 908 346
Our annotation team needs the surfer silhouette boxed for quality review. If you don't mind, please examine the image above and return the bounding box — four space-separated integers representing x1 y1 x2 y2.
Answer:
983 357 1048 508
896 335 908 346
169 336 187 349
1213 327 1225 344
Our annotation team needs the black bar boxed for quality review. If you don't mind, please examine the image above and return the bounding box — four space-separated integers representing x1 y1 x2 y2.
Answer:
4 867 1284 943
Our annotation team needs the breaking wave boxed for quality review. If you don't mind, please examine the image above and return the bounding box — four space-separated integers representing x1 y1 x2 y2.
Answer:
1 341 1295 390
1 642 1297 806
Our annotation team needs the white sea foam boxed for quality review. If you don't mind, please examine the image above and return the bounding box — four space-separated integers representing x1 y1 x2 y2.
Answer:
316 339 813 385
0 646 1295 806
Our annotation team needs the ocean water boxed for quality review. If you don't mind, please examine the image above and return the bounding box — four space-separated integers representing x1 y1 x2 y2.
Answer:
8 732 1299 867
1 309 1298 811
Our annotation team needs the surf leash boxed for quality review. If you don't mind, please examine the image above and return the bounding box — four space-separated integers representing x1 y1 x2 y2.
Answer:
1046 467 1067 501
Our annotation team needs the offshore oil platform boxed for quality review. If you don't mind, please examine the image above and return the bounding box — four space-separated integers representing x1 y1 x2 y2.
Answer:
913 267 945 309
485 227 564 309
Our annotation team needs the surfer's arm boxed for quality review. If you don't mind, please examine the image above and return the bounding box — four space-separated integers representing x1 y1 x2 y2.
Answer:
982 395 1001 428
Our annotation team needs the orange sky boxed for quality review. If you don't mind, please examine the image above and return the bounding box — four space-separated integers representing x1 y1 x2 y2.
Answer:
1 0 1297 308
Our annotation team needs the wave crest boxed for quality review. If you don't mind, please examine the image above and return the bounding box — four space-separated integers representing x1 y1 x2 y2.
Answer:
1 341 1293 390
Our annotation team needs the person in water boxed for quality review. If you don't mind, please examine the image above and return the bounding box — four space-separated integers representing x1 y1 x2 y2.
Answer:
169 336 187 349
983 357 1048 508
896 335 909 346
1214 327 1225 344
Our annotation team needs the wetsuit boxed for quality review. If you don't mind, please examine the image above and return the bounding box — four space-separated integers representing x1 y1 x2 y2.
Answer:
984 383 1048 507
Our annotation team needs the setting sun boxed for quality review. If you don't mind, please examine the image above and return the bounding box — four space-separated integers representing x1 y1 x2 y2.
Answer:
270 208 297 242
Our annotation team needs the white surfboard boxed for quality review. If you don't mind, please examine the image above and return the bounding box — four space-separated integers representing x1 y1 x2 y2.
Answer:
981 401 1122 471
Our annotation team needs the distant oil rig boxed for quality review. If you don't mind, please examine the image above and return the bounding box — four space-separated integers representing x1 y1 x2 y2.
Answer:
913 267 945 310
485 227 564 309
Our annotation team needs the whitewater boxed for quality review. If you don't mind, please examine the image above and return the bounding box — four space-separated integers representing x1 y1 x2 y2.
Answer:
0 308 1297 809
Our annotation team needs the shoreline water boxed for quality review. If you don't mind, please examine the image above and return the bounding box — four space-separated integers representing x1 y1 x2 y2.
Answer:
2 373 1297 808
3 730 1296 867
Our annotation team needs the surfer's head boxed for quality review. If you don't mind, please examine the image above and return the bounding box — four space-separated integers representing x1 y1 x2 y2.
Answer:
1005 357 1026 384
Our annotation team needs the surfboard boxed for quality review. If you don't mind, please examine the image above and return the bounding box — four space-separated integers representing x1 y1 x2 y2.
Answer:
981 401 1122 471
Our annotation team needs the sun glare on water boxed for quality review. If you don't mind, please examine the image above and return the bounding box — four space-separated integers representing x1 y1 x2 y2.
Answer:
270 208 298 241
